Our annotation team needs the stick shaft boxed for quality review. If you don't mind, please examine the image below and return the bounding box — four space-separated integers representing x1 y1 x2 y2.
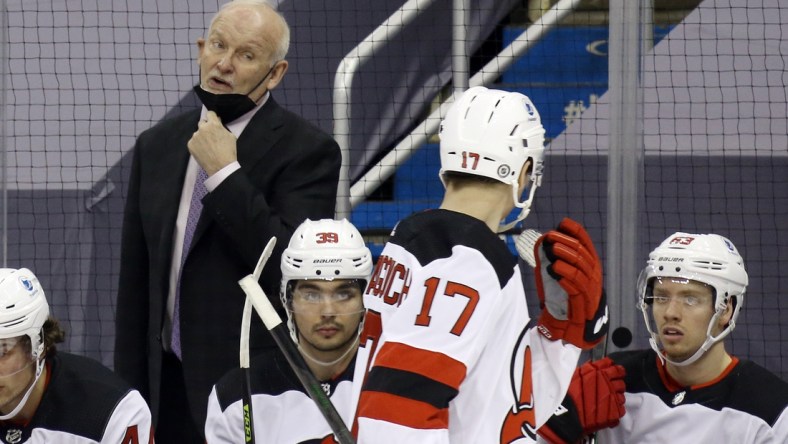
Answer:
239 275 356 444
242 369 255 443
269 323 356 444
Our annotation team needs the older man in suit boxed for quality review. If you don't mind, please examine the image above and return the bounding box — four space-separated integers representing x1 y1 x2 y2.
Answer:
114 1 341 441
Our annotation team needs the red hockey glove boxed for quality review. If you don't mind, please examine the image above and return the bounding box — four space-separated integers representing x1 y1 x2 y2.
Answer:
533 218 608 349
538 357 627 444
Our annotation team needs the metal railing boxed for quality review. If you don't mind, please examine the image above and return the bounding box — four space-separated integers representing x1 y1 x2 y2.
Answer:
335 0 583 213
333 0 439 218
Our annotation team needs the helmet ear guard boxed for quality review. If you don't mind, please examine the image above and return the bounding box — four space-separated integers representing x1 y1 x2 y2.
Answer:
638 233 748 366
438 86 546 232
280 219 372 343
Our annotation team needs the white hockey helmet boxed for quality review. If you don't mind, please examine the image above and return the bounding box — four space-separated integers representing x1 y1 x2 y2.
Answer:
0 268 49 359
637 233 748 366
0 268 50 420
439 86 546 231
280 219 372 342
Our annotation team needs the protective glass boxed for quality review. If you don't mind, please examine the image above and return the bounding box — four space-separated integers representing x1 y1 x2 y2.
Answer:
289 280 365 316
643 276 713 309
0 336 35 377
644 294 703 307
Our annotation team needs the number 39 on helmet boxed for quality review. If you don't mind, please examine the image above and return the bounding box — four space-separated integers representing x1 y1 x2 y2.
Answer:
279 219 373 342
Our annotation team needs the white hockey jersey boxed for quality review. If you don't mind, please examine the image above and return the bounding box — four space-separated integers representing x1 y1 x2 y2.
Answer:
206 348 355 443
0 352 152 444
351 210 580 444
598 349 788 443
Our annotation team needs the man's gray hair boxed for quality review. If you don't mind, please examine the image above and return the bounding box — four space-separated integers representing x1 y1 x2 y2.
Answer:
210 0 290 61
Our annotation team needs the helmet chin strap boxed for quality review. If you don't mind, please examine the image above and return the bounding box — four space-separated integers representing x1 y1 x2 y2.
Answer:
298 336 359 367
650 336 713 367
498 181 537 233
0 356 45 420
649 310 732 367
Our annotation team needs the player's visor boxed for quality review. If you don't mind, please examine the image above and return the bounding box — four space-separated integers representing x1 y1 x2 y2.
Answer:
0 336 35 377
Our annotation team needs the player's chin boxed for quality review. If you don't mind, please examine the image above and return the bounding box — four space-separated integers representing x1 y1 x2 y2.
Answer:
316 335 354 350
663 345 693 362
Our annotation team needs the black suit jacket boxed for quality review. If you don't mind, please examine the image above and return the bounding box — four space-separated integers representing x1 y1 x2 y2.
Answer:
114 97 341 430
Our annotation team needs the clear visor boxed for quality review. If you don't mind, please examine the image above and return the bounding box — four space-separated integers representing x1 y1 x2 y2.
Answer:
287 279 366 316
638 269 728 366
0 336 35 378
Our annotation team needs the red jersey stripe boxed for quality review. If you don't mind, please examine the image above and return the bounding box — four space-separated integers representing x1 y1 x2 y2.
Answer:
374 341 467 390
358 390 450 429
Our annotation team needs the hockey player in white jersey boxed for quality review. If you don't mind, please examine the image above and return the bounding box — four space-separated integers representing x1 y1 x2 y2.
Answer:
351 86 610 443
539 232 788 443
0 267 152 444
205 218 372 443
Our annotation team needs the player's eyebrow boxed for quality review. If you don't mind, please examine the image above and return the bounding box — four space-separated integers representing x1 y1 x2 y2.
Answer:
296 282 360 291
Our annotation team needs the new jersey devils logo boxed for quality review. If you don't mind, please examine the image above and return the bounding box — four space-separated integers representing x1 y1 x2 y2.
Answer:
500 330 537 443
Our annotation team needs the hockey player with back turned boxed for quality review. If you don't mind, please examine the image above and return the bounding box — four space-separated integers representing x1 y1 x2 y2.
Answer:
351 86 610 443
539 232 788 443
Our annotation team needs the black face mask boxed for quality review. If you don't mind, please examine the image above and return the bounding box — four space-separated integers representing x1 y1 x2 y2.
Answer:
193 63 278 123
193 86 257 123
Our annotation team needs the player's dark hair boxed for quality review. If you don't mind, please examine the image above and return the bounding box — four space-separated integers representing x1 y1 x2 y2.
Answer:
42 317 66 356
15 317 65 357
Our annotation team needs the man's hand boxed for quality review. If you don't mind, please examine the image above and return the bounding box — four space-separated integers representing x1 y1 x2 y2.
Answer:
539 358 627 444
188 111 238 176
533 218 608 349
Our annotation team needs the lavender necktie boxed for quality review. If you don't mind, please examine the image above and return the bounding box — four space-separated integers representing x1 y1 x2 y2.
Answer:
171 166 209 359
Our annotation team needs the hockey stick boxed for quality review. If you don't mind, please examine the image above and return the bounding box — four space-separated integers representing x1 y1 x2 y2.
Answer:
238 237 356 444
239 237 278 443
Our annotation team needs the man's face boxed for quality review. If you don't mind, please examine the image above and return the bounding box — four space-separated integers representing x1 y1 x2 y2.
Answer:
291 279 364 355
650 277 716 362
197 5 280 102
0 336 36 415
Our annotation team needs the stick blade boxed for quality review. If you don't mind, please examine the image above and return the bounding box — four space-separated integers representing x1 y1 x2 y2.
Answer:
253 237 278 280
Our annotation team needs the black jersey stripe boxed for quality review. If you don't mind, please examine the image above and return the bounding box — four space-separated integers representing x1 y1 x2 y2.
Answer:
388 209 516 288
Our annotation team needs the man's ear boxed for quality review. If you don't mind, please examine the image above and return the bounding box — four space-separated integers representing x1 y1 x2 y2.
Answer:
719 297 735 328
196 38 206 62
517 159 532 194
264 60 289 91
